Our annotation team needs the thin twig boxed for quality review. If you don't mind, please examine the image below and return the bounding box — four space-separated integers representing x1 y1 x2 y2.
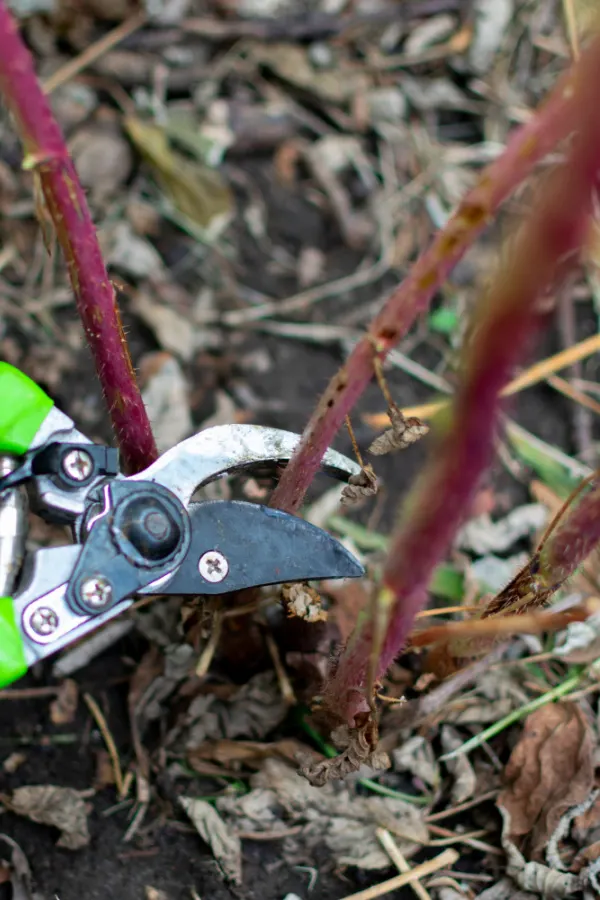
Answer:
42 12 147 95
0 686 60 699
548 373 600 417
376 829 431 900
83 692 125 798
425 789 499 823
264 630 296 705
345 416 365 468
195 611 223 678
339 849 459 900
366 332 600 427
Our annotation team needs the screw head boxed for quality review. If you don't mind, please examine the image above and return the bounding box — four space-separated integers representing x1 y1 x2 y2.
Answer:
62 449 93 483
29 606 59 636
198 550 229 583
80 575 113 609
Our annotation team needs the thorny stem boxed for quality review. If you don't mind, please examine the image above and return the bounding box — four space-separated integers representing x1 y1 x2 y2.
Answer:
320 35 600 727
270 45 587 515
539 478 600 590
480 470 600 622
0 4 157 474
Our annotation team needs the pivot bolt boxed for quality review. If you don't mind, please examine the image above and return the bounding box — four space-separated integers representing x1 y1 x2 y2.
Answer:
29 606 59 636
80 575 113 609
62 449 93 483
198 550 229 583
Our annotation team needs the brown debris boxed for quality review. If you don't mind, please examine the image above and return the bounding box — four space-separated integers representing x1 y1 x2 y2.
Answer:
49 678 78 725
497 702 594 860
281 582 328 623
187 737 320 774
300 714 389 786
9 786 91 850
341 464 379 506
369 407 429 456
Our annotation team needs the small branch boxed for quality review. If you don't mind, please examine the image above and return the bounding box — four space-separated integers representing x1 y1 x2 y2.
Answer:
0 4 157 474
319 34 600 727
339 849 459 900
270 45 585 515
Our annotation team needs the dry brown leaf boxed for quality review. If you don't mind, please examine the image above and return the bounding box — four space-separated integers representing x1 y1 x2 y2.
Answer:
124 116 232 236
50 679 78 725
368 408 429 456
10 786 90 850
188 737 320 773
217 757 428 870
181 671 289 750
179 798 241 884
341 464 378 506
300 715 389 786
281 583 327 623
497 702 594 860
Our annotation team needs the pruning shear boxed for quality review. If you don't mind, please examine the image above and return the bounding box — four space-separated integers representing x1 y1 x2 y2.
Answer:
0 363 364 689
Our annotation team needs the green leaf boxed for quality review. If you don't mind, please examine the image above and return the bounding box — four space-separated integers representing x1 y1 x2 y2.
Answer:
429 306 459 335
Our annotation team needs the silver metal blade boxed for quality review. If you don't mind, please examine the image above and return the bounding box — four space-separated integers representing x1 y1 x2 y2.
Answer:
127 424 360 508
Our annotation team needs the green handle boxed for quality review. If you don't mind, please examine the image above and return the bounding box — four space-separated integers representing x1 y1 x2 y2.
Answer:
0 362 54 455
0 596 27 687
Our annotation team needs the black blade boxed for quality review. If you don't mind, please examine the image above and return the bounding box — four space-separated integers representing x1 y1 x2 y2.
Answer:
152 500 364 595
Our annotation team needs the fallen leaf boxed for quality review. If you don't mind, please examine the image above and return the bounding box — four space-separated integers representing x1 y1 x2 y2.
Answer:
181 672 289 750
102 220 165 279
455 504 548 555
133 292 196 362
10 786 90 850
474 876 548 899
497 703 594 860
124 116 232 237
180 798 241 884
498 806 582 897
441 726 476 804
140 352 193 453
69 119 133 205
392 735 439 789
554 609 600 664
468 0 514 74
217 758 429 871
50 679 78 725
187 738 320 774
249 43 367 105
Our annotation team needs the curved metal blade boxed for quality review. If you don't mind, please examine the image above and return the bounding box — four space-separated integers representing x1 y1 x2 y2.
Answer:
139 500 364 595
128 424 360 508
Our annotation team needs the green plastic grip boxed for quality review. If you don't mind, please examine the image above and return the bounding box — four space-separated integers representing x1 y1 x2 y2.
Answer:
0 596 27 687
0 362 54 455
